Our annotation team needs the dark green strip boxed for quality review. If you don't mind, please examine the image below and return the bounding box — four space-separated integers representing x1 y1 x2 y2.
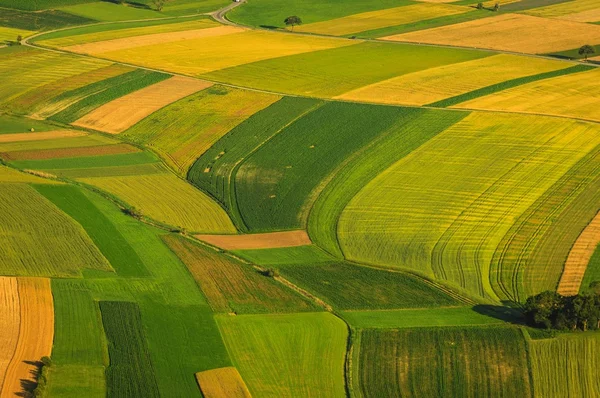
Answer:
428 64 593 108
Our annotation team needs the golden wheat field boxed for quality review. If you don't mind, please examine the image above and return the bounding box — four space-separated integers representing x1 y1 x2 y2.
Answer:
0 277 19 394
196 367 252 398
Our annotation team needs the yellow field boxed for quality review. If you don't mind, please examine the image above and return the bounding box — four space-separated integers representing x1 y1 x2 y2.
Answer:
0 130 87 143
524 0 600 20
559 7 600 23
384 13 600 54
0 278 19 393
65 25 245 54
454 68 600 122
336 54 568 105
39 18 220 47
1 278 53 398
0 27 33 43
196 367 252 398
0 165 60 184
73 76 212 134
78 173 236 233
95 30 356 76
296 3 468 35
557 212 600 296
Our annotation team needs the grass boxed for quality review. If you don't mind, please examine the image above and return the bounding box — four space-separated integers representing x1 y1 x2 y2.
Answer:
308 108 467 257
343 307 506 328
338 54 570 106
59 2 164 22
296 3 469 36
492 144 600 302
0 26 33 44
99 301 160 398
122 85 280 174
582 245 600 292
233 245 335 266
527 332 600 397
0 134 117 153
53 162 166 178
204 41 489 97
46 365 105 398
431 64 592 107
94 30 352 76
455 67 600 122
36 185 149 277
78 172 236 233
0 114 57 134
279 262 464 310
11 151 158 171
357 326 531 397
339 112 600 300
162 235 317 313
50 69 170 124
234 102 422 232
216 312 347 397
0 183 110 277
0 8 93 31
187 96 321 228
227 0 407 28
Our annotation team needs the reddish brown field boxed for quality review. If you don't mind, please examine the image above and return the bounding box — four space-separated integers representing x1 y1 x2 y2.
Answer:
195 230 312 250
0 143 139 161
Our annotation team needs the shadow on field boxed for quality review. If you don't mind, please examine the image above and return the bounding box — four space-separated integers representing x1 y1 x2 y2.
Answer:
15 360 42 397
472 304 525 325
101 0 152 10
260 25 280 30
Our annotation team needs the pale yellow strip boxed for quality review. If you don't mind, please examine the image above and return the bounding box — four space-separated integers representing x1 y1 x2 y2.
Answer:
0 130 86 143
73 76 213 134
558 212 600 296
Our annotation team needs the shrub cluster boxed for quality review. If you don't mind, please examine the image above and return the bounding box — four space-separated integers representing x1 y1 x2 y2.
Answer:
524 285 600 331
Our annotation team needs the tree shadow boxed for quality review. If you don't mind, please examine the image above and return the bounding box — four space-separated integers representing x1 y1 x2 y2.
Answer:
14 360 42 397
472 303 525 325
100 0 152 10
259 25 280 30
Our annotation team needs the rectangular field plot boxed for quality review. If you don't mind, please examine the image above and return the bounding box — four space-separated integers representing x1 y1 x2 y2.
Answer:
279 262 463 310
528 332 600 397
163 235 316 313
10 151 158 171
204 41 488 97
123 86 280 174
337 54 569 106
339 112 600 300
296 3 468 36
385 13 600 54
78 173 236 233
0 26 33 43
524 0 600 20
0 166 59 184
0 115 58 134
59 2 164 21
357 327 531 397
196 230 312 250
343 307 504 328
216 313 347 397
233 245 335 266
455 68 600 123
0 184 111 277
0 277 19 393
1 143 139 161
90 30 354 76
196 367 251 398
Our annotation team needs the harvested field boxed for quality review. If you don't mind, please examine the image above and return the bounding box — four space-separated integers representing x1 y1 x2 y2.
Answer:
78 173 236 233
216 313 347 397
524 0 600 19
73 76 212 134
196 367 251 398
455 68 600 122
0 166 59 184
1 278 54 398
0 184 111 277
195 230 311 250
384 13 600 54
337 54 568 106
0 130 86 143
296 3 468 36
96 30 355 76
37 18 219 47
163 235 316 313
558 212 600 295
0 278 19 393
64 25 244 54
339 112 600 300
123 86 280 174
358 327 531 397
1 143 139 161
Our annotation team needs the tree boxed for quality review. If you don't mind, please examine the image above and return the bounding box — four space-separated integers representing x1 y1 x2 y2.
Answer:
493 2 499 11
578 44 595 61
476 2 483 9
284 16 302 31
16 35 22 45
523 291 562 329
152 0 169 11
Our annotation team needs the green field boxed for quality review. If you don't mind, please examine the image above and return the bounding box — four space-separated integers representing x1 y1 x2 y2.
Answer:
216 312 347 397
0 0 95 11
0 8 93 30
233 245 335 265
340 112 600 300
0 114 58 134
582 245 600 292
100 301 160 398
11 151 158 171
358 327 532 397
279 262 464 310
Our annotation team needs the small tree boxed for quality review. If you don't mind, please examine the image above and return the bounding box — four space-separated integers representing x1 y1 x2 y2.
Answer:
493 2 499 11
476 2 484 9
578 44 595 61
284 16 302 31
16 35 22 45
264 268 279 278
152 0 169 11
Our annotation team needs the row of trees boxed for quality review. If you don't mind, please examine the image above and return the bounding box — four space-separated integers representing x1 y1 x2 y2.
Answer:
524 285 600 331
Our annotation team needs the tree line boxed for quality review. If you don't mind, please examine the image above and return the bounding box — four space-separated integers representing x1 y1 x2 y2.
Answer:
524 284 600 331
